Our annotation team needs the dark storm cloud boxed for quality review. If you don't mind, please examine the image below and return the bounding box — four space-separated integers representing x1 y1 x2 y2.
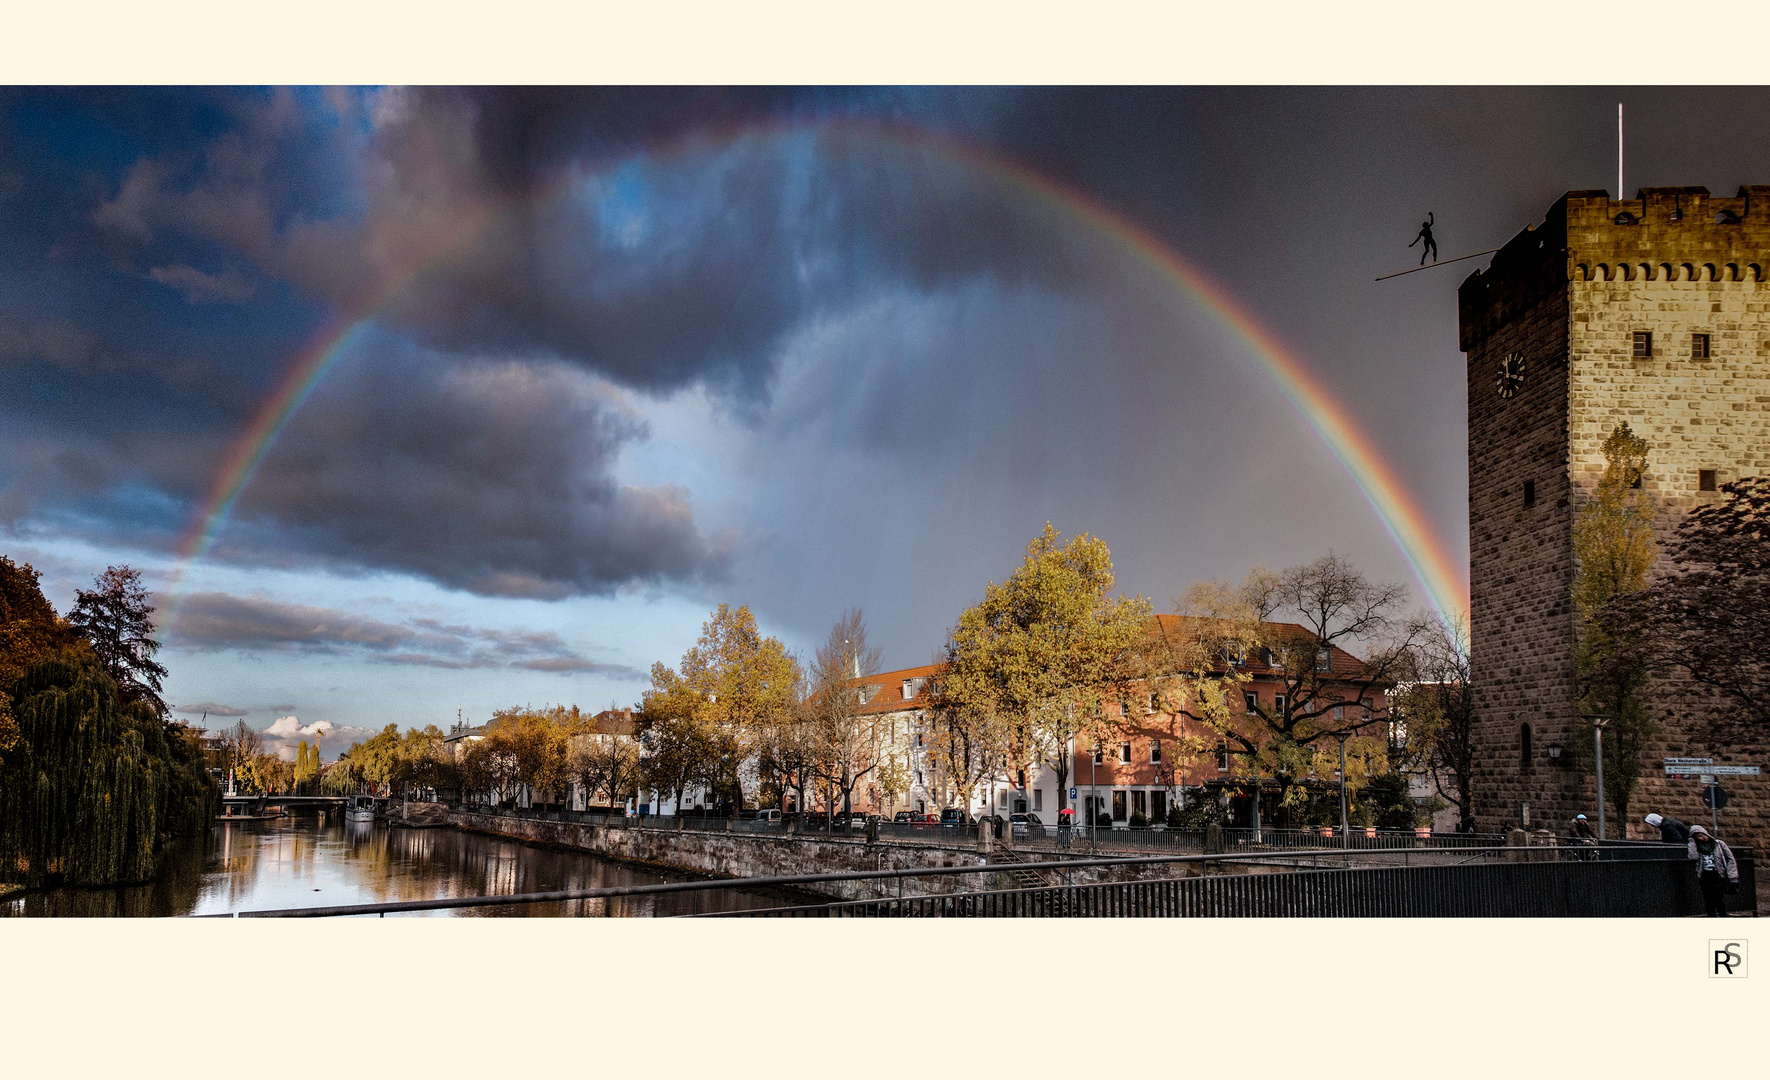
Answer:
170 590 643 678
80 87 1103 404
216 345 730 596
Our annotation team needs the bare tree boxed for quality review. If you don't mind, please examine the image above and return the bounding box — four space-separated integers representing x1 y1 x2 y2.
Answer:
1172 554 1420 821
1611 476 1770 748
807 608 884 824
1391 614 1476 829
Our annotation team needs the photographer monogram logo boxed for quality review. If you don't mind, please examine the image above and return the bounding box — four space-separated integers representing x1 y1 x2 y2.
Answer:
1709 940 1747 978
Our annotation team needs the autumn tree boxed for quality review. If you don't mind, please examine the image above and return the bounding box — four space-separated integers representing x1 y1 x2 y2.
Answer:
939 524 1155 819
569 719 642 811
1571 423 1658 825
646 604 798 815
67 565 168 715
0 555 75 754
1173 554 1418 824
1610 475 1769 748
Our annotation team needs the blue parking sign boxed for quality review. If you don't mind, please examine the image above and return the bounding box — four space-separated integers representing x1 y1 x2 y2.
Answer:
1069 787 1077 799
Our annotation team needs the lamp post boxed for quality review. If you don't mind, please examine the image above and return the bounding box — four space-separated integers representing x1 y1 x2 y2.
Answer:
1580 713 1610 841
1089 742 1097 855
1333 730 1352 840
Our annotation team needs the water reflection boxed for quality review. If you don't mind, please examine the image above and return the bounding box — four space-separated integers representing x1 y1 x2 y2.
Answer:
3 814 805 917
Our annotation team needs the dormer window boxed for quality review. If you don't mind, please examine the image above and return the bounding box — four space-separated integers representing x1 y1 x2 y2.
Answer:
901 677 925 701
1315 647 1332 673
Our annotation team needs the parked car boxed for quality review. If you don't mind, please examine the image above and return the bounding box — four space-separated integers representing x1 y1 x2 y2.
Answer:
754 809 782 824
1010 812 1044 837
804 812 830 830
940 808 971 827
837 811 869 831
893 811 914 823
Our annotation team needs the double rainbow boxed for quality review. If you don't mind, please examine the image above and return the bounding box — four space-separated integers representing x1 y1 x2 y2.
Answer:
163 120 1469 630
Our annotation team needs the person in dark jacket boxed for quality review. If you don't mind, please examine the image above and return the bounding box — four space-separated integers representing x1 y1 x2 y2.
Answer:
1571 814 1596 840
1687 825 1741 917
1643 812 1690 846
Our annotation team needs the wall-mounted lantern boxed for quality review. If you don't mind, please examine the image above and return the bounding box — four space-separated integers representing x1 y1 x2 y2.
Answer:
1546 743 1564 764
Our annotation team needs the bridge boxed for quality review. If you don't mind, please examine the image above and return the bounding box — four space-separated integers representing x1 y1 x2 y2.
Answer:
219 794 351 817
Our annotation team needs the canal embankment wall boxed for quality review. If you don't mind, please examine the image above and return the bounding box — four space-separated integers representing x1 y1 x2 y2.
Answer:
444 811 1196 901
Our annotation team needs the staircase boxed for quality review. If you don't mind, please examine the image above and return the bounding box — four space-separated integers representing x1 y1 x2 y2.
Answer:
988 847 1057 889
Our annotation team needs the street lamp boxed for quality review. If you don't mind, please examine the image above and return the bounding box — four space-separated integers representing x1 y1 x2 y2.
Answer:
1580 713 1610 841
1332 730 1352 840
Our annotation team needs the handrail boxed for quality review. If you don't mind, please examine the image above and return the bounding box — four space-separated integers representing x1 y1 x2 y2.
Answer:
198 843 1685 918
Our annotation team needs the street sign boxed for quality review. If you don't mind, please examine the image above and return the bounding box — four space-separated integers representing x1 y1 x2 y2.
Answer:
1665 757 1714 766
1705 765 1760 776
1667 773 1705 781
1069 787 1077 799
1700 775 1716 785
1703 786 1730 811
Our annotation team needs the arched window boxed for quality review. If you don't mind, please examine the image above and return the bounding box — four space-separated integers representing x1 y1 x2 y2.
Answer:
1520 723 1534 770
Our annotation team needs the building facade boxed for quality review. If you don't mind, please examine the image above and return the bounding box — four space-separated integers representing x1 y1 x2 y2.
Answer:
1460 186 1770 842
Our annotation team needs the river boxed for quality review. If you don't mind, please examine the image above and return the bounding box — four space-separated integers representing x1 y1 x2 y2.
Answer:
1 813 807 917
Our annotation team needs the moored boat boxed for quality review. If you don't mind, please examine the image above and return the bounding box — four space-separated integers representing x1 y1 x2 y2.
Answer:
344 794 378 823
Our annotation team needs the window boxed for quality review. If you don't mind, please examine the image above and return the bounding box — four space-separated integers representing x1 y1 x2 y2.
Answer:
1523 479 1536 507
1112 791 1127 821
1244 691 1258 713
914 771 923 787
1632 331 1653 358
1151 790 1168 823
1119 742 1132 764
1274 694 1287 715
1315 647 1332 673
1033 789 1042 812
1692 333 1711 359
1093 745 1104 766
1132 790 1147 818
1150 739 1162 764
1216 742 1229 772
999 791 1008 808
1016 768 1026 788
1700 469 1718 492
1520 723 1533 771
1147 692 1158 713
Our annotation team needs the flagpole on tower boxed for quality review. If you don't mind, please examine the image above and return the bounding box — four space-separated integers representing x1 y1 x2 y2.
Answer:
1618 103 1624 198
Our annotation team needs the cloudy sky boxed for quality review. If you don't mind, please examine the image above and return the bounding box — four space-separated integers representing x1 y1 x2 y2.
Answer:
5 86 1769 755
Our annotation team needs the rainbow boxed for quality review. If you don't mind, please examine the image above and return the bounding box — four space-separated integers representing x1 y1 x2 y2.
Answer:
162 119 1468 630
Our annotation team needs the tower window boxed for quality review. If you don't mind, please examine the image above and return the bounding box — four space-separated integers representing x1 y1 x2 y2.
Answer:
1520 723 1533 771
1632 331 1653 358
1699 469 1718 492
1523 479 1536 507
1692 333 1710 359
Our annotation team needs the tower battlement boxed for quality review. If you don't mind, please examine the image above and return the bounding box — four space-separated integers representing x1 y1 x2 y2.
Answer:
1458 186 1770 350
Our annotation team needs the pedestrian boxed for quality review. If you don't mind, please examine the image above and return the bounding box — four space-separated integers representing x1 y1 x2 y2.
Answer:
1686 825 1740 917
1058 806 1074 850
1643 812 1690 846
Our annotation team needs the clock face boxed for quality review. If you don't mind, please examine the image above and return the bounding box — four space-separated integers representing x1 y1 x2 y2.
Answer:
1496 352 1526 399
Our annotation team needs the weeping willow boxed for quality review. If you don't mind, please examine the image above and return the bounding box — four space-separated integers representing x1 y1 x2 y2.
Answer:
0 652 218 888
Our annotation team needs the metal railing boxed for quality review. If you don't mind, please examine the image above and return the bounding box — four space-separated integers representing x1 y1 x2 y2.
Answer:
721 851 1754 918
195 841 1748 918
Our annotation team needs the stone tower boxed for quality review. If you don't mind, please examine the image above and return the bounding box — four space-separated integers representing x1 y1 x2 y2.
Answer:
1459 186 1770 841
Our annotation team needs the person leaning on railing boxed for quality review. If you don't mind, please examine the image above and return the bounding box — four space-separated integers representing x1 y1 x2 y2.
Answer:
1643 812 1690 846
1686 825 1740 918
